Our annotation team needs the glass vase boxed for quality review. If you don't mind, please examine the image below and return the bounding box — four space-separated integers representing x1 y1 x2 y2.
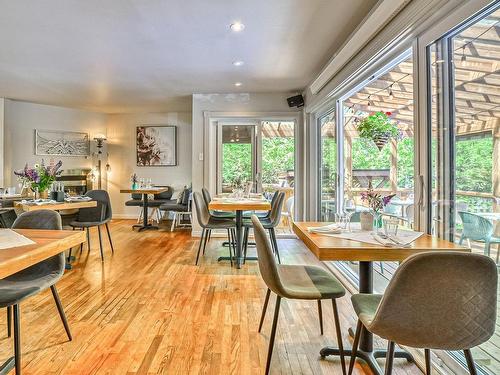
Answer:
371 210 383 233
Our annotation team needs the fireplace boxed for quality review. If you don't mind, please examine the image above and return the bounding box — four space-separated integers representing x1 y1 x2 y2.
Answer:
56 168 92 196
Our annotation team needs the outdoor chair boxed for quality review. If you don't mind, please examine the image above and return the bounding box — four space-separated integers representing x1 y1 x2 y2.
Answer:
458 211 500 263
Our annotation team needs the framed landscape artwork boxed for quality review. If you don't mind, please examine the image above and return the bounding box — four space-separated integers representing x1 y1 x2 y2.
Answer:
136 125 177 166
35 130 90 156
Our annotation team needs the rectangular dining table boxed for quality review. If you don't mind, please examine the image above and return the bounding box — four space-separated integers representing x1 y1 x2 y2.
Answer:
120 187 169 231
293 221 469 375
208 198 271 268
0 229 86 375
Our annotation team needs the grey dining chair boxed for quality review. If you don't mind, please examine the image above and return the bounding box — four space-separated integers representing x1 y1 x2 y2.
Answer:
202 187 234 219
252 215 347 375
193 192 236 265
243 192 285 263
348 251 497 375
3 210 72 375
70 190 114 261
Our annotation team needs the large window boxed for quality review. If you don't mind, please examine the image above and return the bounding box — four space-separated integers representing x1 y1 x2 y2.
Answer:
427 5 499 374
319 111 337 221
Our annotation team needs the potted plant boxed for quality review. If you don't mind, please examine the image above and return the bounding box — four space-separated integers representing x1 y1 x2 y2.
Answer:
360 186 395 232
357 111 399 150
14 160 63 199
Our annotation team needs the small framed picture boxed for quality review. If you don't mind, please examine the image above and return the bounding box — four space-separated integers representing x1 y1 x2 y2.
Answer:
136 125 177 166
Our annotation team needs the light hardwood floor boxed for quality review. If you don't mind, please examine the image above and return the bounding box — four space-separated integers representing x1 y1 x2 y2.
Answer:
0 220 421 374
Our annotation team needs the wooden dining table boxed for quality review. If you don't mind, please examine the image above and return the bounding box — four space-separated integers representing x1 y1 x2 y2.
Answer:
15 200 97 212
209 198 271 268
120 187 169 231
0 229 86 374
293 221 469 375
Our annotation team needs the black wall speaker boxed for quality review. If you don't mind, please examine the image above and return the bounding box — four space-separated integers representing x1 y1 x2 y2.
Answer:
287 94 304 108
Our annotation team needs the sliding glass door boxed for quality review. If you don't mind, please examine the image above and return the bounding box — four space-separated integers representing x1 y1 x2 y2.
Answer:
425 4 500 374
217 119 296 235
319 111 337 221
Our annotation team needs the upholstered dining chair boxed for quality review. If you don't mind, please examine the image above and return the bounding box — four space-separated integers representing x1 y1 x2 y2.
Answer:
70 189 114 261
202 187 234 219
348 251 497 375
4 210 72 375
252 215 347 375
458 211 500 262
243 192 285 263
193 192 236 265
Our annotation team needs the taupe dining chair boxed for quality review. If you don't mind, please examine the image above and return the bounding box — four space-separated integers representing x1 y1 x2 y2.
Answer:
348 251 497 375
252 215 347 375
243 192 285 263
193 192 236 265
3 210 72 375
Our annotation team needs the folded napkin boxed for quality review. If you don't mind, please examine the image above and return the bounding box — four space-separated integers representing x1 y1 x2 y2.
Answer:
21 199 58 206
307 224 342 234
65 196 92 202
372 233 411 247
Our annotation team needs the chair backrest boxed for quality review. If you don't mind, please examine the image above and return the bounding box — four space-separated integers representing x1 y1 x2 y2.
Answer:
369 251 497 350
154 186 173 200
13 209 62 230
201 187 211 208
78 189 112 222
383 203 400 215
458 211 493 241
285 196 294 220
251 215 286 296
0 209 17 228
405 204 414 222
131 193 142 200
11 210 65 279
268 192 285 226
193 192 210 228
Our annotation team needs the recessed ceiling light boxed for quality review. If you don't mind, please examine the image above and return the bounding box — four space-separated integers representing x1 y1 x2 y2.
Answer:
234 82 242 87
230 22 245 32
232 60 244 67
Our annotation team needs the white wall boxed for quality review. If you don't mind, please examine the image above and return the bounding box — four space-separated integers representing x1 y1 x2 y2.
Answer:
191 92 300 234
0 99 4 187
3 99 107 187
107 112 192 218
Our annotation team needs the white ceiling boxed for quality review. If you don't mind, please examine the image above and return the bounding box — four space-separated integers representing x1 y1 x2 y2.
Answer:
0 0 377 113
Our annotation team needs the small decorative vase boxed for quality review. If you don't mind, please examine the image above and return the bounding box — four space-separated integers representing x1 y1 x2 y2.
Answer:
39 190 49 199
360 212 374 231
372 134 390 150
132 182 138 190
371 210 383 233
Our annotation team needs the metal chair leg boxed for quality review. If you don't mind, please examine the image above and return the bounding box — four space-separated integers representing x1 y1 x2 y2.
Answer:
464 349 477 375
424 348 432 375
105 223 114 253
385 341 396 375
317 300 323 335
202 230 210 255
86 228 91 251
50 286 72 341
332 299 346 375
270 228 281 264
171 212 177 231
243 227 249 263
227 229 233 267
195 229 205 265
97 225 104 261
348 320 363 375
7 306 12 337
13 304 21 375
265 295 281 375
259 289 271 333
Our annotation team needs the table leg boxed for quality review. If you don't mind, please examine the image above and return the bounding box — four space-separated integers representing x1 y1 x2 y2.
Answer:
234 210 243 268
319 261 412 374
132 193 158 231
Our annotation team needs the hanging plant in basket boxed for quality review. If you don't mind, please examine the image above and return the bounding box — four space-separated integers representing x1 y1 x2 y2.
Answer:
357 111 399 150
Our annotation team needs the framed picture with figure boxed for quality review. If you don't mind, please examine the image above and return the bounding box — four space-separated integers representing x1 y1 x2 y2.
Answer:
136 125 177 166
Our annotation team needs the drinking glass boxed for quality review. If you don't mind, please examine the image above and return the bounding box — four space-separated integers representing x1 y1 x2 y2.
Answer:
335 213 348 230
383 217 399 237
